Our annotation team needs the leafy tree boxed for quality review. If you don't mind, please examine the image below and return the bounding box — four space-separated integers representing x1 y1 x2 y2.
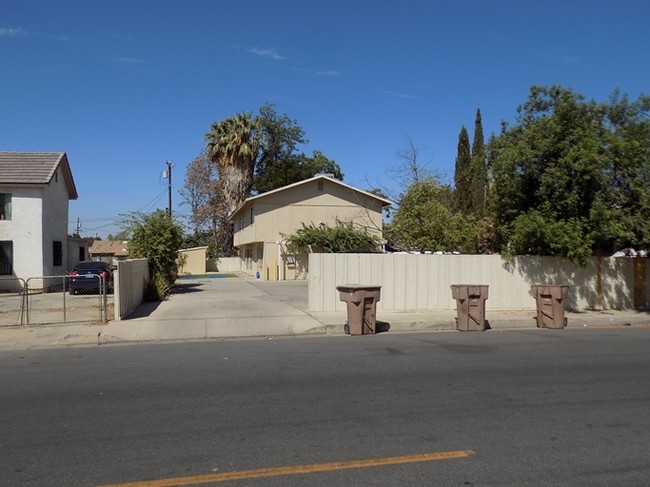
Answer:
454 126 471 213
297 150 344 181
120 210 184 300
202 105 344 256
107 231 129 241
387 178 482 253
470 108 487 212
252 105 344 193
179 150 227 255
253 104 307 193
488 85 650 264
285 221 381 254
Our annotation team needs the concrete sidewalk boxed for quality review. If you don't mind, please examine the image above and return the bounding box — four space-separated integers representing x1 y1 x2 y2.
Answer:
1 275 649 350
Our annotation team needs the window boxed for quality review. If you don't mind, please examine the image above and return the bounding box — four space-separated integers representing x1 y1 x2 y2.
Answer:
53 241 63 267
78 247 86 262
250 207 254 224
0 193 11 220
0 241 12 275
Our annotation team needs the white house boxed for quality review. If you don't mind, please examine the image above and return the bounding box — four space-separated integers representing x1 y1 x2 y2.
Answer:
0 152 78 279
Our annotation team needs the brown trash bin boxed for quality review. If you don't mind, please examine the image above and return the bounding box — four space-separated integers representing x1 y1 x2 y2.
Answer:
532 285 569 329
336 285 381 335
450 284 489 331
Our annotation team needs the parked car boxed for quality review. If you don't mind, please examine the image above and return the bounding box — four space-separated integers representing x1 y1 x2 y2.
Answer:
69 261 113 295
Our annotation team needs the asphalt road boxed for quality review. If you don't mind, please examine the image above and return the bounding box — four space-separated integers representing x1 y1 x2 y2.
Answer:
1 328 650 486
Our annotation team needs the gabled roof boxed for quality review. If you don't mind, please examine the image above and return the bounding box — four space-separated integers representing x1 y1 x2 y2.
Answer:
89 240 129 257
232 174 392 218
0 151 78 199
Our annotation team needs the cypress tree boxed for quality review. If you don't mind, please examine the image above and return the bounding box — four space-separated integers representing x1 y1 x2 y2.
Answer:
454 126 472 213
470 108 487 212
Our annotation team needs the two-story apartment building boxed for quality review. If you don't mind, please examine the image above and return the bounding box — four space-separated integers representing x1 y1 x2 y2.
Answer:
0 152 78 280
231 174 391 280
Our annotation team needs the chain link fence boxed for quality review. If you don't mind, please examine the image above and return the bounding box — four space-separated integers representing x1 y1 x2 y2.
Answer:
0 277 26 326
0 275 114 327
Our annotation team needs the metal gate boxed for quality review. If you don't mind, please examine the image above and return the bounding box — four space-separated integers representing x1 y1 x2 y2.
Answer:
0 275 114 327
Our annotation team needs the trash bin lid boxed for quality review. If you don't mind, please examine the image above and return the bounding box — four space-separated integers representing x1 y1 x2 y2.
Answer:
336 284 381 292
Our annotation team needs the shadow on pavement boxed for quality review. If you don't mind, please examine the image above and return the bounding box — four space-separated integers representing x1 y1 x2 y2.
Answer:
123 301 162 319
170 283 204 294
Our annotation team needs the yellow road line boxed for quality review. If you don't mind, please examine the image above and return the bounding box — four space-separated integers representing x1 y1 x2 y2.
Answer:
100 450 473 487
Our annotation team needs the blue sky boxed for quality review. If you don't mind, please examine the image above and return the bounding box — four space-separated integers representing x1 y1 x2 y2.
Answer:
1 0 649 238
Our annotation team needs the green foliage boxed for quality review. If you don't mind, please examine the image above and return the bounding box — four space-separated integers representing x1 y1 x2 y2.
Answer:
454 126 472 213
107 231 129 241
253 150 344 194
253 104 307 193
120 210 185 300
470 108 487 212
181 231 218 259
205 111 260 255
298 151 344 180
488 85 650 265
285 221 381 254
205 111 259 213
143 273 172 302
252 103 343 193
200 105 344 255
387 179 491 253
454 110 487 215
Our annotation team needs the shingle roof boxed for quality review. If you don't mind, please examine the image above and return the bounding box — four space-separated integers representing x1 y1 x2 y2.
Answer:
232 173 392 219
88 240 129 257
0 151 78 199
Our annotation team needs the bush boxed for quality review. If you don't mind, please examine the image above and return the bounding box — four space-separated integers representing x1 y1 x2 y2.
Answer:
285 221 381 254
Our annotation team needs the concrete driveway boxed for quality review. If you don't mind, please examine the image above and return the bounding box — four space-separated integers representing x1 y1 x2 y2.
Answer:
100 275 328 343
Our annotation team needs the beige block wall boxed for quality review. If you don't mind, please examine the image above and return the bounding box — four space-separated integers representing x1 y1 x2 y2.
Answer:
206 257 241 273
178 247 207 275
114 258 149 320
308 254 640 312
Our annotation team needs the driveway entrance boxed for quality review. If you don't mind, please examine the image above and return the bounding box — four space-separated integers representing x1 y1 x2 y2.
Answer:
112 274 323 341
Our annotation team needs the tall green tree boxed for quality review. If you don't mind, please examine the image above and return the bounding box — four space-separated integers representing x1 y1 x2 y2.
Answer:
205 111 260 254
488 85 650 264
205 111 260 212
454 126 472 213
470 108 487 212
253 104 307 193
253 106 343 193
120 210 185 300
202 105 345 254
297 150 344 179
387 178 480 253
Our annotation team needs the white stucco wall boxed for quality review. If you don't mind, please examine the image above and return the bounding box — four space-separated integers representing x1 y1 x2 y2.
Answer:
41 166 70 276
0 186 44 279
0 167 71 279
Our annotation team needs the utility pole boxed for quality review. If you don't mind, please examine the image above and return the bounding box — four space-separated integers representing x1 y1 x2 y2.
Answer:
166 160 173 217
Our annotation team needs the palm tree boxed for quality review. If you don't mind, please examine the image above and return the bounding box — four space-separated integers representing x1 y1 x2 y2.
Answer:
205 112 260 255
